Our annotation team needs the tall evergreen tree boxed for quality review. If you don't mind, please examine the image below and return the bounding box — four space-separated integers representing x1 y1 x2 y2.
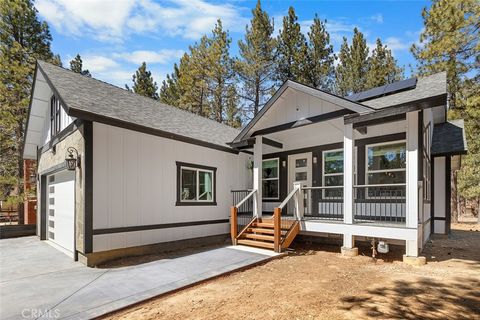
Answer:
0 0 59 205
159 63 181 107
366 38 403 88
224 84 242 128
208 19 235 123
69 54 91 77
411 0 479 109
275 6 308 83
235 0 276 117
335 37 351 96
178 37 211 117
129 62 159 100
335 28 369 95
304 14 336 91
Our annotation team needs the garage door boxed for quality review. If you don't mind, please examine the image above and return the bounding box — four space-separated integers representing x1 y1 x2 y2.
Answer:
47 170 75 255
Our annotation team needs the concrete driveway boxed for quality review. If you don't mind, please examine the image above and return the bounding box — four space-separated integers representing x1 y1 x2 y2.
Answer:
0 236 278 320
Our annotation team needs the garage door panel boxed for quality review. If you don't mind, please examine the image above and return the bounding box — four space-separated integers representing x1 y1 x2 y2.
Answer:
47 171 75 254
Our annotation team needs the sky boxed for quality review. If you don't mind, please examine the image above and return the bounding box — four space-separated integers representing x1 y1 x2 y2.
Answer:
35 0 430 88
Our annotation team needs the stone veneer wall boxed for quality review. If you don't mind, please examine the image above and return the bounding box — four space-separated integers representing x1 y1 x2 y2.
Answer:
37 126 86 254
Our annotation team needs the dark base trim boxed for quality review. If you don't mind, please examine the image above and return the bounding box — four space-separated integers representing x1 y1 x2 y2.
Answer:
93 219 229 235
79 233 230 267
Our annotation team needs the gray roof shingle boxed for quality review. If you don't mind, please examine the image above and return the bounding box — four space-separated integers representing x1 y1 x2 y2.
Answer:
358 72 447 110
37 61 240 149
431 119 467 156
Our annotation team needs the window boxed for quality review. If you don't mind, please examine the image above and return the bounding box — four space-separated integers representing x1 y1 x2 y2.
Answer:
176 162 216 205
423 123 432 202
262 158 279 199
50 95 62 138
323 149 344 198
366 141 406 197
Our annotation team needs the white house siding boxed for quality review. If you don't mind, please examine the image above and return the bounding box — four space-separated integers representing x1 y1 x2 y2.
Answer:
253 88 343 133
92 123 250 252
433 156 446 233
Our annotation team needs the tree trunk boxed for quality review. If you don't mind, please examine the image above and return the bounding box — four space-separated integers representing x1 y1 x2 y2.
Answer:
254 77 260 116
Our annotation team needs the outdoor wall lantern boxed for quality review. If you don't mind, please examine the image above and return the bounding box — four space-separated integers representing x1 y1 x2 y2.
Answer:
65 147 80 171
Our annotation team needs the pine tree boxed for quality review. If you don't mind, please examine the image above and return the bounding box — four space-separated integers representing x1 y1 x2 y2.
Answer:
130 62 159 100
335 37 351 96
178 38 211 117
159 63 181 107
208 19 234 123
366 38 403 88
304 14 336 91
275 6 308 83
458 80 480 200
335 28 369 95
224 85 242 128
235 0 276 117
0 0 59 205
69 54 91 77
411 0 479 109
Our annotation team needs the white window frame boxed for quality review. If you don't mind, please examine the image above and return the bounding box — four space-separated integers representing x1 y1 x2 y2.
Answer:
365 140 406 199
180 166 215 203
262 158 279 200
322 148 344 199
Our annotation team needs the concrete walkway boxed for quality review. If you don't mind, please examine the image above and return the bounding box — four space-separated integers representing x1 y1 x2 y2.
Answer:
0 237 278 320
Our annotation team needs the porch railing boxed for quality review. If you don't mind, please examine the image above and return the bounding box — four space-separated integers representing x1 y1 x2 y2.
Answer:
230 189 257 244
353 184 406 224
273 184 301 252
302 186 344 221
231 189 254 230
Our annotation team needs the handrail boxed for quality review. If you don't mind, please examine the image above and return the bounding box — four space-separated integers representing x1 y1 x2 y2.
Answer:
302 186 343 190
354 183 406 188
234 189 257 208
278 185 300 209
231 189 254 193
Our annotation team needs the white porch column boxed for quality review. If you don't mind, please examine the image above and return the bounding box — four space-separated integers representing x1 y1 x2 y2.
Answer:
406 111 419 257
343 123 354 225
253 136 263 217
341 123 357 256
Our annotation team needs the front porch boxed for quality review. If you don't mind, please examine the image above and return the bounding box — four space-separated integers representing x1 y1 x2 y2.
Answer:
228 80 425 259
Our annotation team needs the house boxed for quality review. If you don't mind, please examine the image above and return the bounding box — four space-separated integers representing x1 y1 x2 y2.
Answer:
23 61 250 265
23 61 466 266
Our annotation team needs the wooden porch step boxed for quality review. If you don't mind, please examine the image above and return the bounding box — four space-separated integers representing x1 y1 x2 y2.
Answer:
237 239 274 249
252 222 290 230
246 227 287 235
242 233 275 241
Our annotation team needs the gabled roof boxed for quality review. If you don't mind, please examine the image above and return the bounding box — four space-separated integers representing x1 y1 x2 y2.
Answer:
35 61 240 151
431 119 467 156
231 79 373 144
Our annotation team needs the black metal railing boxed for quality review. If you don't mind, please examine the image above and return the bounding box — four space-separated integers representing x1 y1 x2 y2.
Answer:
303 186 344 221
231 189 254 229
353 184 406 224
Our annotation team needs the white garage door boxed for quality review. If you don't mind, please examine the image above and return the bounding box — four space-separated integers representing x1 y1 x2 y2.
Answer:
47 170 75 255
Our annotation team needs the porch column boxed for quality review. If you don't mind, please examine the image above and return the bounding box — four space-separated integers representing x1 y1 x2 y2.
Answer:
343 123 354 225
405 111 420 259
341 123 357 256
253 136 263 217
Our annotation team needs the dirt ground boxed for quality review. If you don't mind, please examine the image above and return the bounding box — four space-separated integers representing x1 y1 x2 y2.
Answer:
103 223 480 319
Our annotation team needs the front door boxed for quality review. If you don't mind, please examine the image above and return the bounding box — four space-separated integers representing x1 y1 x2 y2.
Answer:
287 153 312 214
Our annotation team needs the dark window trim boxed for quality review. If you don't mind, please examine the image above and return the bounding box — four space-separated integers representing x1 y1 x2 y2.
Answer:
262 157 280 200
176 161 217 206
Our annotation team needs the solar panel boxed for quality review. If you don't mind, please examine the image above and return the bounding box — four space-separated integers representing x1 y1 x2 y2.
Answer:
346 77 417 102
383 77 417 96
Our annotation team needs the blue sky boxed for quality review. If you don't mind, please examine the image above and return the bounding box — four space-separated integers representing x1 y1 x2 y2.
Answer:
35 0 429 88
